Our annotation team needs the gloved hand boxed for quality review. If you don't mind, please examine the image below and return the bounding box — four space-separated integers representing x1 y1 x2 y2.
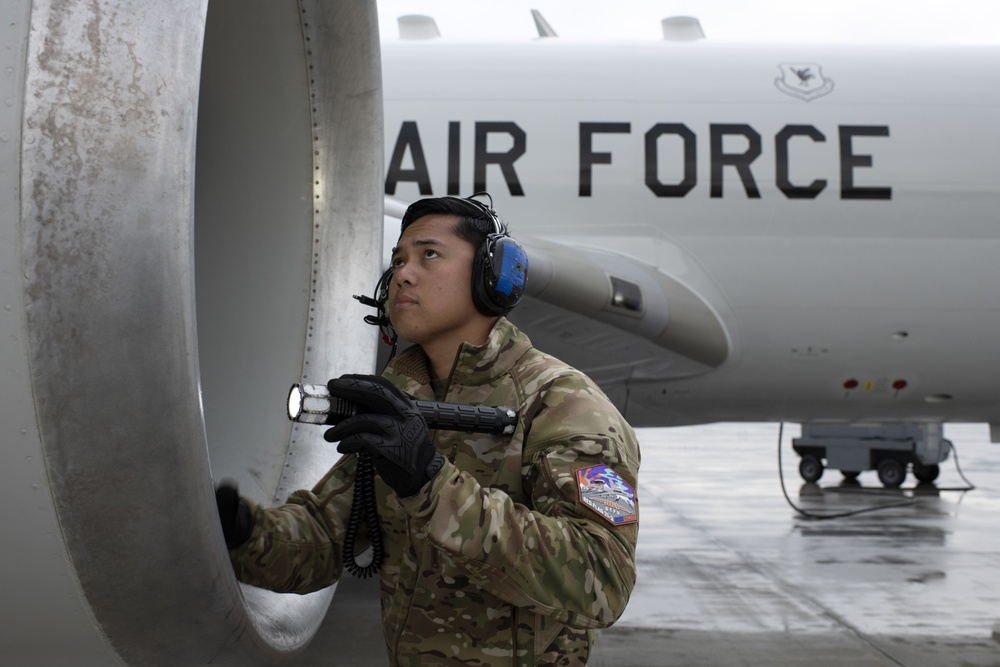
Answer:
323 374 444 498
215 482 254 549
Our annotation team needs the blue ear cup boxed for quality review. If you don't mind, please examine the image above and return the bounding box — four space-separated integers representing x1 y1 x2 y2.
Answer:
472 233 528 316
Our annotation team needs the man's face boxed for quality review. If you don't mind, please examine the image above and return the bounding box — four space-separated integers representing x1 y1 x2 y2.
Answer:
387 214 490 348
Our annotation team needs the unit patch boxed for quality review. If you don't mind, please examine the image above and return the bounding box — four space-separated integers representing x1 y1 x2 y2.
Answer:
576 465 638 525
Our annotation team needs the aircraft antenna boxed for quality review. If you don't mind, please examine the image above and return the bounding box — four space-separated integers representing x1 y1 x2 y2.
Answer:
398 15 441 40
661 16 705 41
531 10 558 38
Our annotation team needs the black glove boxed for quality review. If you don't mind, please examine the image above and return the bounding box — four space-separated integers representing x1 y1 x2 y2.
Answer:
215 482 254 549
323 374 444 498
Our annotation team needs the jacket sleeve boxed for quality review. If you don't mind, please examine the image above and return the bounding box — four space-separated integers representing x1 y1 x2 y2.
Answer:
227 454 360 594
398 379 640 629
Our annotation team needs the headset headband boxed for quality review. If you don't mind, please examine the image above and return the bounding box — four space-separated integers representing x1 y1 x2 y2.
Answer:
457 192 503 236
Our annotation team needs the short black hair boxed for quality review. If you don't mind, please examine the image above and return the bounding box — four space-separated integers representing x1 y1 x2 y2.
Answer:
399 195 506 250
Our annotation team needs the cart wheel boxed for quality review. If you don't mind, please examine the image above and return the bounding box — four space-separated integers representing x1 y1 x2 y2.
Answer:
913 463 940 484
799 455 824 483
877 459 906 488
841 470 860 481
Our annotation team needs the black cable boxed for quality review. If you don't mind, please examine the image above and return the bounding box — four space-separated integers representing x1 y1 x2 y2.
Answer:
343 452 384 578
353 268 399 373
931 439 976 492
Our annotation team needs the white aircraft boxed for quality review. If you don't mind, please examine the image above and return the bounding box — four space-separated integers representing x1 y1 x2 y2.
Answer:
380 20 1000 432
1 1 997 665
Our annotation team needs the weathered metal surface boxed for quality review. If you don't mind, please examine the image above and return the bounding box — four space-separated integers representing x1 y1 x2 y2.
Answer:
3 0 382 664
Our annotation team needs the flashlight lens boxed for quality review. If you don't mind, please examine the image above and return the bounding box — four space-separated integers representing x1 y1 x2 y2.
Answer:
288 385 304 420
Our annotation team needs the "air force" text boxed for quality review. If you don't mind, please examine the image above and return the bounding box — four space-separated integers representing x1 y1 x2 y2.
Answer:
385 121 891 201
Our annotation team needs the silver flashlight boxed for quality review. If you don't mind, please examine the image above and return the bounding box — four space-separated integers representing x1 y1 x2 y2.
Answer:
287 383 518 435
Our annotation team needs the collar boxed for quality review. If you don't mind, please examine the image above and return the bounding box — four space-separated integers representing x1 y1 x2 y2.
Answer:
384 317 532 396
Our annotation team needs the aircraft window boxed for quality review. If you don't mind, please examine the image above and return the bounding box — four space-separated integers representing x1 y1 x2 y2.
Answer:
609 277 643 313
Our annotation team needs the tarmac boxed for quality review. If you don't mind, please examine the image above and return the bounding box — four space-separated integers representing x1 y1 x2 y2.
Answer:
291 422 1000 666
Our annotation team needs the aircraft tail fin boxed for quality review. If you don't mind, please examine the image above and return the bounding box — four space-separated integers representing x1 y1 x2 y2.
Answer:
531 10 558 38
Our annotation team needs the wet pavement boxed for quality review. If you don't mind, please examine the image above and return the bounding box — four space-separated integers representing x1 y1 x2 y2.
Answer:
294 423 1000 666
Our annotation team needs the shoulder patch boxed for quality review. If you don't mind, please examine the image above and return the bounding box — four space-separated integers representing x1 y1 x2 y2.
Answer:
576 465 638 525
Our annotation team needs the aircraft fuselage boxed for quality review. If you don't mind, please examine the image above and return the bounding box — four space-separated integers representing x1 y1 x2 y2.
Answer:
381 41 1000 427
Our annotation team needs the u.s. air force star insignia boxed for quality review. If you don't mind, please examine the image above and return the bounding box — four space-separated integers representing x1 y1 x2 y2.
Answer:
576 465 638 525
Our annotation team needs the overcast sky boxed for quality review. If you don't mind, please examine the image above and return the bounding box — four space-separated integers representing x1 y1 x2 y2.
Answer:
376 0 1000 44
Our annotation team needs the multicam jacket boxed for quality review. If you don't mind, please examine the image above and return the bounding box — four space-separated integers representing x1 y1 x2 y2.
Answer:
229 317 641 666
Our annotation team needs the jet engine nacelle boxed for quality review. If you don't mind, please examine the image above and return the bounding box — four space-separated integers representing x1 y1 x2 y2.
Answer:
0 0 383 664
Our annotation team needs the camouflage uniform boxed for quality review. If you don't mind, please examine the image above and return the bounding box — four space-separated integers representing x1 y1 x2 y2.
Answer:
229 317 640 666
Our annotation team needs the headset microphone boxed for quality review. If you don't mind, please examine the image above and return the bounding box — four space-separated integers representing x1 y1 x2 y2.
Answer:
354 265 398 359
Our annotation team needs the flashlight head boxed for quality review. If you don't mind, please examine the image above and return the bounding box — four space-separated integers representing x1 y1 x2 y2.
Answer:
287 383 333 424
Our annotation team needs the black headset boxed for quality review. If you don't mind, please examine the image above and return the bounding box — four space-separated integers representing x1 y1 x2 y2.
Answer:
355 194 528 362
461 194 529 317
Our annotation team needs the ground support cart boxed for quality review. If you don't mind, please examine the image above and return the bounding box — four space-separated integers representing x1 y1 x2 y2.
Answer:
792 423 951 488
